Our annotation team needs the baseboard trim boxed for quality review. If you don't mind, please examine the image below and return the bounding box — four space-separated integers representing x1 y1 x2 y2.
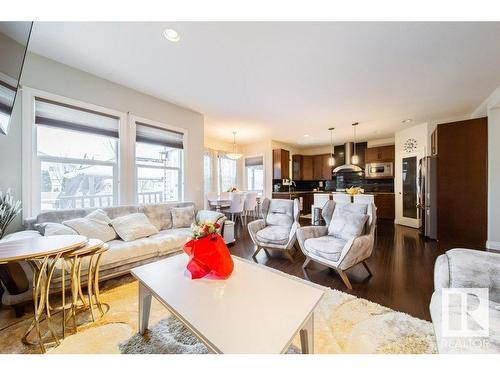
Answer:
486 240 500 251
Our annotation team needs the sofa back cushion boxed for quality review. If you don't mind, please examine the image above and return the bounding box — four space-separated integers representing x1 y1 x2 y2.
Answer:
139 203 173 230
171 205 196 228
111 213 159 242
36 222 78 236
63 209 117 242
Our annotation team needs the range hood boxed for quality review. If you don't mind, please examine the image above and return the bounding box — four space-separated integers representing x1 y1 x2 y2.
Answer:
333 142 364 174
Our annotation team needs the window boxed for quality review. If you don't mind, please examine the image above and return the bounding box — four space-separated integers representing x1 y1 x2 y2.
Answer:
35 97 119 210
204 150 213 195
218 154 237 193
245 156 264 196
135 121 184 203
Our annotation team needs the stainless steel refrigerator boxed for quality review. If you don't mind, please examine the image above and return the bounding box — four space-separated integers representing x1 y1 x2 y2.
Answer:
418 156 437 239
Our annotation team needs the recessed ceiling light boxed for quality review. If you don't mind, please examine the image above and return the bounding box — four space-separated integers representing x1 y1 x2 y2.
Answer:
163 28 180 42
402 119 413 124
303 134 310 137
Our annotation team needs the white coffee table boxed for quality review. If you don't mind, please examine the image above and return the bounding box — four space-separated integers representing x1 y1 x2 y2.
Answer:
131 254 324 354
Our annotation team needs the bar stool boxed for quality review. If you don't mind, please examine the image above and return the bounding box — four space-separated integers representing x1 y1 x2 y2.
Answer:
313 207 324 226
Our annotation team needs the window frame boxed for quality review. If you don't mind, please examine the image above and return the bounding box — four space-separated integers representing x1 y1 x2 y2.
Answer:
22 87 127 217
22 88 189 219
217 153 238 193
244 153 265 196
129 114 187 204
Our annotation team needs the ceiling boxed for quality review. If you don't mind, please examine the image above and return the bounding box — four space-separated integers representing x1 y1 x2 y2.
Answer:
27 22 500 147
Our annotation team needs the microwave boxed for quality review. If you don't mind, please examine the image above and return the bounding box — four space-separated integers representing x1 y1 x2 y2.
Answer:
365 162 394 179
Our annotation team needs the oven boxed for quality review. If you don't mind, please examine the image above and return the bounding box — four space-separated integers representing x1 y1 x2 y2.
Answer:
365 162 394 179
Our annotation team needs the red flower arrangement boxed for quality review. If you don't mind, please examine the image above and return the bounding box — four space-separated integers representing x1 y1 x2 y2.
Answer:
183 221 234 279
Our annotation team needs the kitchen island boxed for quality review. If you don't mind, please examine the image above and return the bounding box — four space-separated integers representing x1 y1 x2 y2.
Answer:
271 191 395 220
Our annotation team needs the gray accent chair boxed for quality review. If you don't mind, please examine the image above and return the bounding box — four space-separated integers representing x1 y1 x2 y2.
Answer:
430 248 500 353
296 200 377 289
247 198 300 262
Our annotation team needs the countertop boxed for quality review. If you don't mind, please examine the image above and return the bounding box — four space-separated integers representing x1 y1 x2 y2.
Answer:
272 191 394 195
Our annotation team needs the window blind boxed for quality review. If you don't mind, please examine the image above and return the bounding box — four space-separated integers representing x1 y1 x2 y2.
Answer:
135 121 184 149
245 156 263 167
35 97 120 138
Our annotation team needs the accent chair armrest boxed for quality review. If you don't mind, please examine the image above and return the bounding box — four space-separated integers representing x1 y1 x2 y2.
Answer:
338 232 374 271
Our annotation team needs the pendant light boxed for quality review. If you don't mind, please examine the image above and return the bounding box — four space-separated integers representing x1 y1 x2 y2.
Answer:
351 122 359 165
226 131 243 160
328 127 335 167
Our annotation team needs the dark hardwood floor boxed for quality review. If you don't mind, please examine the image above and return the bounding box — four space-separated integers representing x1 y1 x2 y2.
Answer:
229 218 446 321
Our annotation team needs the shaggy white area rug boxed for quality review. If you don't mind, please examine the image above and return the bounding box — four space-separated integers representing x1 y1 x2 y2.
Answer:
1 270 437 354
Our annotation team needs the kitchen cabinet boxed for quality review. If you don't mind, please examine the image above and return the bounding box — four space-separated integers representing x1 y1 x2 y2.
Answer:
273 149 290 180
302 155 313 180
436 117 487 248
313 155 323 180
321 154 333 180
373 193 395 220
365 145 395 163
292 155 302 180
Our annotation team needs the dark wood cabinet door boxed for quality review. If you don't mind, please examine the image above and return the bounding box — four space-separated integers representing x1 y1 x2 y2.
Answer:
321 154 332 180
437 117 487 249
292 154 302 181
273 149 290 180
365 145 395 163
302 156 313 180
374 194 395 220
313 155 323 180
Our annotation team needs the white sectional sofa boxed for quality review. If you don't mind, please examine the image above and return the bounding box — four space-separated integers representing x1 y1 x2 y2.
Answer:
0 202 231 309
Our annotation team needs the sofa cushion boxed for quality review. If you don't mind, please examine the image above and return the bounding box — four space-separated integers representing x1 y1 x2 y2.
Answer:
140 204 173 230
305 236 347 262
445 248 500 304
111 213 159 242
36 222 78 236
256 226 290 245
328 205 368 241
171 205 195 228
99 238 160 270
196 210 225 225
149 228 192 256
63 209 117 242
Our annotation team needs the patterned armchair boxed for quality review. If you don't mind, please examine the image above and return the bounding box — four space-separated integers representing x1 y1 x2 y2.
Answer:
296 200 377 289
247 198 300 262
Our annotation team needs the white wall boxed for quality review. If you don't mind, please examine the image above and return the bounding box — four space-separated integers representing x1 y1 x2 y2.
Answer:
487 107 500 250
0 52 204 232
472 86 500 250
394 122 429 227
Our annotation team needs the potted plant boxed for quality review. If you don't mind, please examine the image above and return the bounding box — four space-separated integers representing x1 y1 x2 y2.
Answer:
0 189 22 239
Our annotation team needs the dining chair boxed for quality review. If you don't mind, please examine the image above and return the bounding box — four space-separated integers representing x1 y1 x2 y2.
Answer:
219 192 232 209
222 192 246 225
243 192 258 225
206 192 219 210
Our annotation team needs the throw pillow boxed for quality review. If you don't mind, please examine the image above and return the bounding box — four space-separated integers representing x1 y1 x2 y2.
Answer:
171 205 195 228
328 208 368 241
36 222 78 236
111 213 159 242
140 204 173 230
63 209 117 242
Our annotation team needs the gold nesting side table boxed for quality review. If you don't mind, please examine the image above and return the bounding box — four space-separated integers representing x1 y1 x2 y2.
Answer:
60 238 109 338
0 235 88 353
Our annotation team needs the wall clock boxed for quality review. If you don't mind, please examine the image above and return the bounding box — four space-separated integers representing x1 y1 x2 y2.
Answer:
403 138 418 153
